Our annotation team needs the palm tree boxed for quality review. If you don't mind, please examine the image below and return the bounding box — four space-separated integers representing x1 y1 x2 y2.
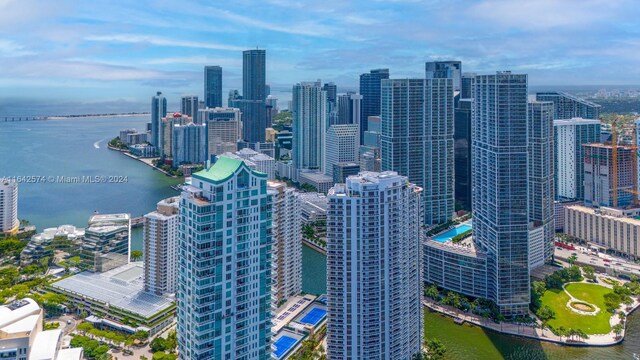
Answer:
613 323 624 339
425 284 439 300
131 250 143 262
556 326 567 341
567 255 578 266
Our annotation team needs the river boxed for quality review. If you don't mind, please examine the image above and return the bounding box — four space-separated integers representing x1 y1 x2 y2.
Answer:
1 116 638 358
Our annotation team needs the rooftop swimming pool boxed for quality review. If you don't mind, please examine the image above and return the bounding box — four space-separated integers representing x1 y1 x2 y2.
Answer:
432 224 472 243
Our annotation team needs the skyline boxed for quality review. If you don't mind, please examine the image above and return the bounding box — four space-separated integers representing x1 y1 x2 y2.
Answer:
1 0 640 111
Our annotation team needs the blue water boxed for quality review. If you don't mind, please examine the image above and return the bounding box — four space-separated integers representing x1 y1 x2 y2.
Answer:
272 335 297 359
432 224 472 242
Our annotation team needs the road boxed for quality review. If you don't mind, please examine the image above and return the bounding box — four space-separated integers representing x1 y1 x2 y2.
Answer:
554 242 640 277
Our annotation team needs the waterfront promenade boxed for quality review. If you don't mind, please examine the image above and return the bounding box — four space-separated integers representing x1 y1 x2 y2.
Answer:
423 278 640 347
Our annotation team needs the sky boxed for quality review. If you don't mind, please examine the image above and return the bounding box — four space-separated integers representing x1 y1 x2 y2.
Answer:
0 0 639 113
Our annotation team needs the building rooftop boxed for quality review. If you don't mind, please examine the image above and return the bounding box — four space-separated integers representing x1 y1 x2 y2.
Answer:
56 348 83 360
29 329 62 360
0 298 40 330
194 156 244 183
582 142 634 150
50 263 174 319
89 213 130 224
553 117 601 125
567 205 640 225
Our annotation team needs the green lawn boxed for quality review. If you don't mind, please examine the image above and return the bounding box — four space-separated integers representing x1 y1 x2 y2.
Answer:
540 283 613 335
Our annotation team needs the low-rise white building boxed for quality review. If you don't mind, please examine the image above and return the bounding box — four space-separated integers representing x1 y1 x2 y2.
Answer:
564 205 640 259
0 299 82 360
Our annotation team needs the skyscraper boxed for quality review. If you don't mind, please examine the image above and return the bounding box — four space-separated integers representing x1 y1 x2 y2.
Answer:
172 123 208 165
144 197 179 295
454 99 472 211
243 49 266 101
177 156 272 360
473 72 530 317
324 124 359 177
82 214 131 273
200 107 243 157
527 101 555 269
323 82 337 107
381 77 454 225
536 91 601 120
326 171 423 359
151 91 167 149
553 118 601 200
337 93 362 126
268 182 302 306
181 95 199 123
292 81 327 177
425 61 462 91
204 65 223 108
359 69 389 139
0 179 18 238
460 72 476 99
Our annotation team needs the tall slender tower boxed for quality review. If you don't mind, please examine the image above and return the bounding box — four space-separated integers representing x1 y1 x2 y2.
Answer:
292 81 327 177
380 77 454 225
326 171 423 359
143 197 179 295
527 101 555 269
177 156 272 359
243 49 266 101
204 65 223 108
473 72 530 317
359 69 389 140
151 91 167 149
268 182 302 307
240 50 267 143
0 179 18 237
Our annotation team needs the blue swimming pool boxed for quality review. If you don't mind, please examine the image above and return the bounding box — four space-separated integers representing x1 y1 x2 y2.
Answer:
432 224 472 243
299 307 327 326
273 335 298 359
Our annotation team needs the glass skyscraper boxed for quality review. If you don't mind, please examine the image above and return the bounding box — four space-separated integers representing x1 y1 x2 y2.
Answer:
177 156 272 359
243 49 266 101
359 69 389 140
150 91 167 150
454 99 472 211
380 77 454 225
536 91 601 120
473 72 530 317
204 66 222 108
292 81 327 177
425 60 461 91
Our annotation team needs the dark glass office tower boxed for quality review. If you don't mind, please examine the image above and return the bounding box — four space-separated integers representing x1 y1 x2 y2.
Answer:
535 91 601 120
204 66 222 108
454 99 472 211
359 69 389 140
473 72 530 317
243 49 266 101
239 49 267 143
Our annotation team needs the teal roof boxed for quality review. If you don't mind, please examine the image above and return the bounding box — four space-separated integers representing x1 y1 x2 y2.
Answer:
192 156 267 184
193 156 244 183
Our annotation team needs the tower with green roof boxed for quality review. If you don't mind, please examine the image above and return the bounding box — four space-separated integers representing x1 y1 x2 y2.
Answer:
177 156 272 359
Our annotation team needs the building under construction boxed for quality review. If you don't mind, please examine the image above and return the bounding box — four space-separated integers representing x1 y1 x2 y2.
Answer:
583 143 635 208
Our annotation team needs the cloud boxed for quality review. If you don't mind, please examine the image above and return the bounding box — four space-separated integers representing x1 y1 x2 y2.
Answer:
468 0 628 31
0 39 35 56
85 34 246 51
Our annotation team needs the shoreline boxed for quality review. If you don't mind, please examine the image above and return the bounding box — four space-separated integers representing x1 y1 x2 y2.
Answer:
112 148 178 178
423 292 639 347
302 239 326 255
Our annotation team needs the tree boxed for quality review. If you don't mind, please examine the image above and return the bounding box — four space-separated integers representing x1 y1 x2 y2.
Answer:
567 255 578 266
133 330 149 341
582 265 596 282
166 330 177 352
613 323 624 339
150 337 168 353
77 321 94 334
535 305 555 322
425 338 447 360
425 284 439 300
131 250 143 262
556 326 568 341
